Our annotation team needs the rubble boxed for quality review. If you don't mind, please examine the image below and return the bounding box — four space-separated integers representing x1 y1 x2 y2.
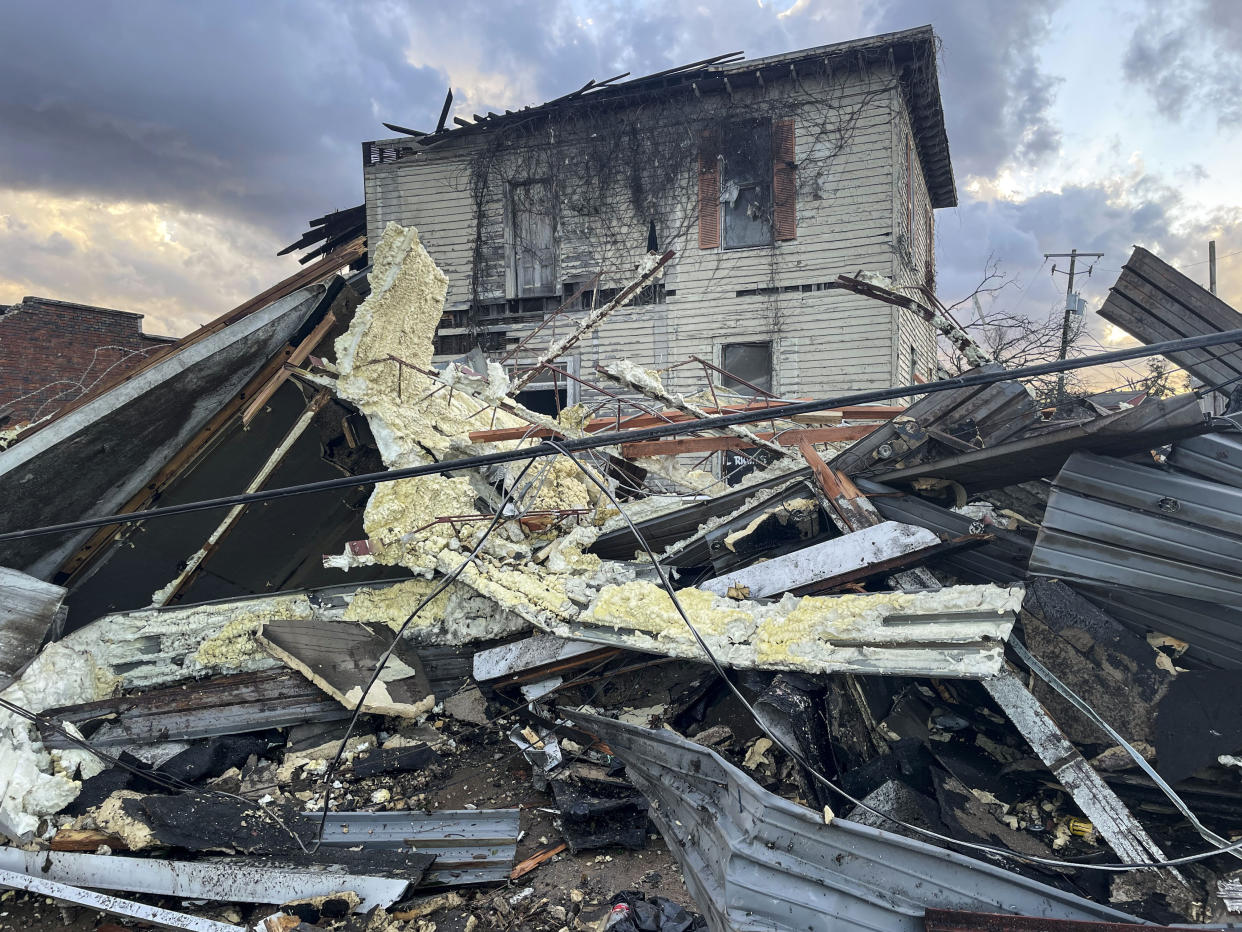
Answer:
4 221 1242 932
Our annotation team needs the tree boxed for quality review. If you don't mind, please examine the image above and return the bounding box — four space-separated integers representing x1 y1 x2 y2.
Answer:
1141 357 1189 398
941 256 1088 406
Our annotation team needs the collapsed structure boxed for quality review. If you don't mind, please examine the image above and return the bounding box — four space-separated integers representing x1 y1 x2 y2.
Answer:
1 217 1241 931
4 28 1242 932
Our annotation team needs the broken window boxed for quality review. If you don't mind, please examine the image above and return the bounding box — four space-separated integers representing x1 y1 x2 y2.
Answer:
720 341 775 484
699 119 795 250
509 180 556 297
721 341 773 394
721 120 773 249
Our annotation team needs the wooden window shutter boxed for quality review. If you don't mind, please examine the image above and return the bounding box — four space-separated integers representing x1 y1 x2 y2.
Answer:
698 129 721 249
773 119 796 241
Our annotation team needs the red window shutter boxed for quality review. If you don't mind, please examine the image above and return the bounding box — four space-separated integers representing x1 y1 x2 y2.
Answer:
698 130 720 250
773 119 796 241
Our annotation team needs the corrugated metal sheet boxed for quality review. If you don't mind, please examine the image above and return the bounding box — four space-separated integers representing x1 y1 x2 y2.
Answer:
1098 246 1242 391
832 374 1037 478
875 394 1208 494
1030 451 1242 604
567 711 1142 932
1168 429 1242 489
314 809 520 887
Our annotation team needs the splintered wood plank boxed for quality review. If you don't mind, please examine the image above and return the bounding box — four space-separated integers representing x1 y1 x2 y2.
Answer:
38 668 348 750
619 425 878 458
258 619 434 718
240 310 338 425
799 442 939 589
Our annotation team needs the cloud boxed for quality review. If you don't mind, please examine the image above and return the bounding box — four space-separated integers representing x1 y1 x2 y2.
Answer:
935 171 1242 388
0 0 1232 361
0 0 444 235
1123 0 1242 127
0 187 293 336
869 0 1063 178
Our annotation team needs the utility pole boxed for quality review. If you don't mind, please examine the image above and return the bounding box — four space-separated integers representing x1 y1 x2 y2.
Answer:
1045 249 1104 407
1210 240 1217 295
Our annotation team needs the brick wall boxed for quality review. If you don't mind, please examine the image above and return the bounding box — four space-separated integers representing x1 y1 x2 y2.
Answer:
0 297 175 425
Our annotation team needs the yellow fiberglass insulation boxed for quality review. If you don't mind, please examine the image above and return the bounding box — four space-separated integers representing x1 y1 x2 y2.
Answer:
324 222 612 634
577 579 1025 675
342 577 453 629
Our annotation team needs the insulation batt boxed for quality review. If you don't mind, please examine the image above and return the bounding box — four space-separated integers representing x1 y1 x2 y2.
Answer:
566 581 1025 675
0 644 116 837
322 223 642 634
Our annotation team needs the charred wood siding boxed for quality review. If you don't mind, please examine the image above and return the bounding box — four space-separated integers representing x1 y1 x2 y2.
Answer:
363 67 940 402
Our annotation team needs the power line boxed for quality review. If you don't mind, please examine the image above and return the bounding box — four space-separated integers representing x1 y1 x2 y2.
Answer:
3 325 1242 545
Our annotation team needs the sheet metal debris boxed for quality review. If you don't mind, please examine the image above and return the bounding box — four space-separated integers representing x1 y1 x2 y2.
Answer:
0 846 411 912
567 711 1144 932
5 215 1242 929
0 566 65 691
0 865 243 932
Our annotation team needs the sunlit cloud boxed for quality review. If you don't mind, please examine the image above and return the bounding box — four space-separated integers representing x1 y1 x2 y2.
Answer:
0 188 295 337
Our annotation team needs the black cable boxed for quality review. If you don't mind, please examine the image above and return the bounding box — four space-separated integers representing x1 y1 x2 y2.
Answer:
547 439 1242 872
0 695 313 853
5 327 1242 545
309 456 538 849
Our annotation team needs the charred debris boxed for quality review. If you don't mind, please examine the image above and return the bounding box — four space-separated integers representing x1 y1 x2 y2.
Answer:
3 222 1242 932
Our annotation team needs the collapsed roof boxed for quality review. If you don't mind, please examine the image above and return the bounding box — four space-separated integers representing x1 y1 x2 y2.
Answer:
1 226 1242 929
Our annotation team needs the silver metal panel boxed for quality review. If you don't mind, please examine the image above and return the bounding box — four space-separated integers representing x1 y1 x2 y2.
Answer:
566 711 1142 932
313 809 520 887
0 847 409 912
699 521 940 598
0 566 65 690
0 866 237 932
1030 451 1242 603
1169 429 1242 489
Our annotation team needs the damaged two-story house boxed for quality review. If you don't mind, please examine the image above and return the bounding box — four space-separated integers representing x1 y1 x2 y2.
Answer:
362 25 955 422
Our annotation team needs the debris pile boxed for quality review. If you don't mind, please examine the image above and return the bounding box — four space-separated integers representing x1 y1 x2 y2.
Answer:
3 224 1242 931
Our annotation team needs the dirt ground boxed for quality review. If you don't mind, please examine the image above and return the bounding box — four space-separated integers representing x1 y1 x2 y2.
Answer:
0 714 698 932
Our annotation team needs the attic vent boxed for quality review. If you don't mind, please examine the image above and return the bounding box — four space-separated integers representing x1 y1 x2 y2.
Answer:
363 141 413 167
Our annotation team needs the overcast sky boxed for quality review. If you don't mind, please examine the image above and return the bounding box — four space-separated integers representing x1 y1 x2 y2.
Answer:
2 0 1240 386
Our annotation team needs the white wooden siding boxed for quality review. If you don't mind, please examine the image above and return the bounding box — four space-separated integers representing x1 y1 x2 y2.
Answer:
363 64 946 405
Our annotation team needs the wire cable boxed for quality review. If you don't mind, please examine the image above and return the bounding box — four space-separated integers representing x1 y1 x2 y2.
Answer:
6 326 1242 546
547 439 1242 872
0 694 313 854
308 456 538 849
1010 638 1241 861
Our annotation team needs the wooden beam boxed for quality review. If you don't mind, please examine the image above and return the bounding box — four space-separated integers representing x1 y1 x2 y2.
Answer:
240 311 337 425
620 425 878 458
52 346 299 586
509 841 568 880
799 441 938 589
467 402 904 443
153 390 332 606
